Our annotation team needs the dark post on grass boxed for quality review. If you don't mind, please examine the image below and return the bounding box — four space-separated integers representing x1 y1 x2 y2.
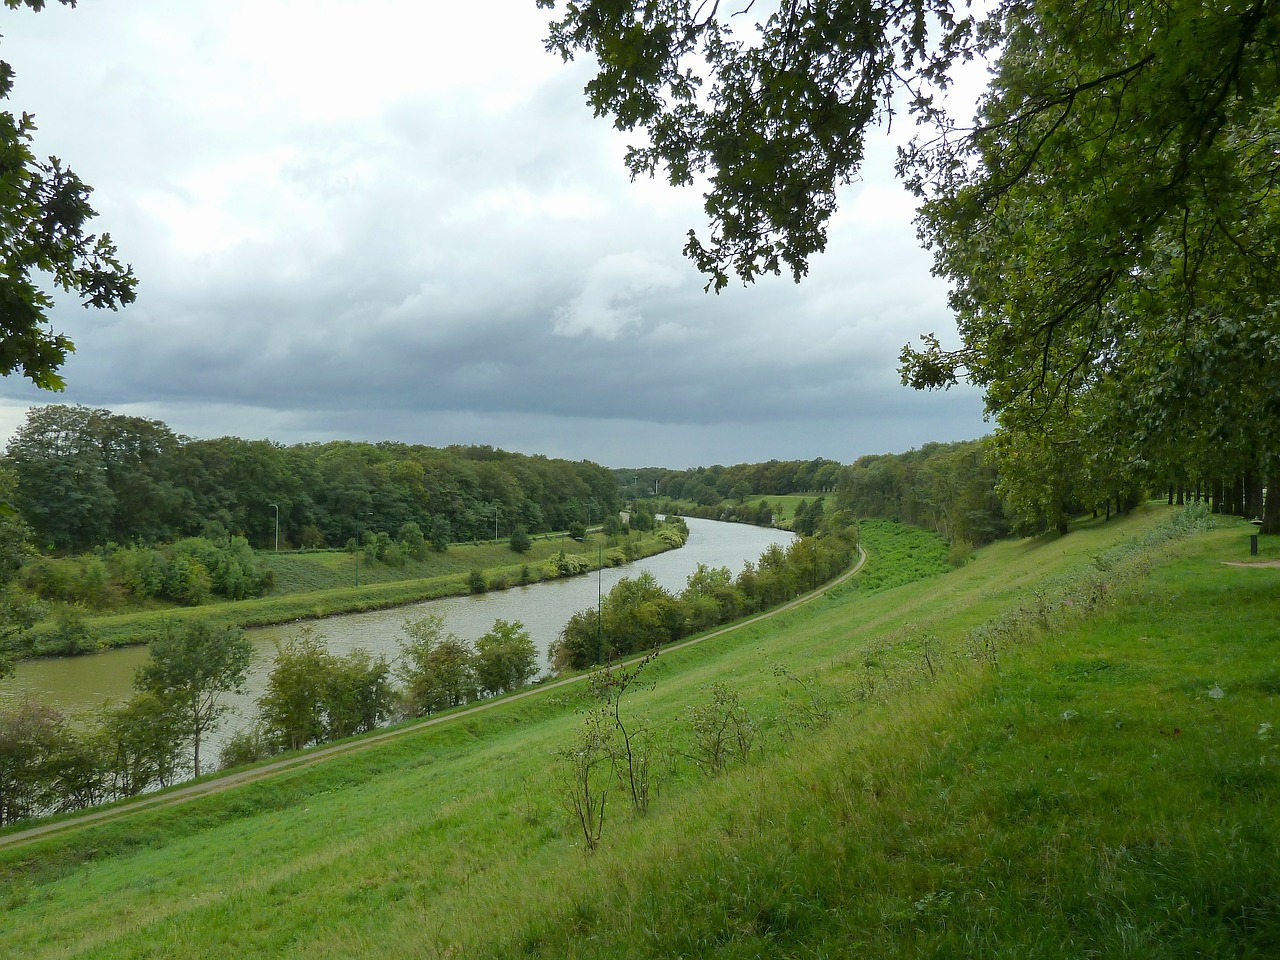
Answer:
1251 534 1259 557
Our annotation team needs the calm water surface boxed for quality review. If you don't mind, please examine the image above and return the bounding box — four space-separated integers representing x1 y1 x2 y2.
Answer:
4 519 793 758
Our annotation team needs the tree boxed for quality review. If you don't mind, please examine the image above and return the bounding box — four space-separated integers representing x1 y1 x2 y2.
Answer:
397 614 478 716
5 404 115 550
97 691 188 796
474 619 539 696
0 699 67 824
134 620 253 778
898 1 1280 530
544 1 1280 531
257 630 331 752
538 0 974 289
258 629 394 750
508 525 532 554
1 0 137 389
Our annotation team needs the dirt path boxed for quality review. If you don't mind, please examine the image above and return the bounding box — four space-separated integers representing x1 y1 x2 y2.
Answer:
0 545 867 850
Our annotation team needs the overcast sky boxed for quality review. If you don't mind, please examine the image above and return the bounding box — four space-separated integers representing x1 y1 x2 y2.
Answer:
0 0 989 469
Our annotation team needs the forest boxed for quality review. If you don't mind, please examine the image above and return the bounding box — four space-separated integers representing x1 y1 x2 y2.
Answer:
3 404 621 553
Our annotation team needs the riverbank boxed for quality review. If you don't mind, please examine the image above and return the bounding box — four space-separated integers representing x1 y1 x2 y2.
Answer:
5 507 1275 958
24 525 688 656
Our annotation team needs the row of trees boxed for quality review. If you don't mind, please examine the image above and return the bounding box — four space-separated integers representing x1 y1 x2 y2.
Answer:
0 619 252 823
617 459 843 506
551 528 857 672
0 613 545 825
645 437 1271 545
3 404 621 553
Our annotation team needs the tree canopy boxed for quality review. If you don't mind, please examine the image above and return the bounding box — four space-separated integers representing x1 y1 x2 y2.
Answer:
543 0 1280 530
1 0 136 389
537 0 971 291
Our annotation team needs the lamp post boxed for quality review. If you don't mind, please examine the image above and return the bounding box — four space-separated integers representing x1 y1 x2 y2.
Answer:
355 512 371 587
271 503 279 553
597 539 603 659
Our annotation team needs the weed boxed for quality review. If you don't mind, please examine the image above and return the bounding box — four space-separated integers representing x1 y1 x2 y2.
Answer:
687 683 758 775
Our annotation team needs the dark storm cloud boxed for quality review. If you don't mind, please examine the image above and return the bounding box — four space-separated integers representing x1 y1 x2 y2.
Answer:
0 0 988 465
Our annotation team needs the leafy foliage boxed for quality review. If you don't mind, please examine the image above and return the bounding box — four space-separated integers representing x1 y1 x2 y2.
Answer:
134 620 253 777
396 614 480 717
537 0 971 290
551 528 855 671
258 628 393 751
0 1 137 389
474 619 539 696
3 405 622 551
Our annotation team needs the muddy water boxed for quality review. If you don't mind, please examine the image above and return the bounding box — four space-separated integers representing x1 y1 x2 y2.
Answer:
3 519 793 758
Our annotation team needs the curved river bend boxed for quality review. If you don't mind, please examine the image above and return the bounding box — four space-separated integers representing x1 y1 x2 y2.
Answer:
4 519 794 757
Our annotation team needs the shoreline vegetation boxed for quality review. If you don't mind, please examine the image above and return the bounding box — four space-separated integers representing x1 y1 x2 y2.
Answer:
20 520 693 658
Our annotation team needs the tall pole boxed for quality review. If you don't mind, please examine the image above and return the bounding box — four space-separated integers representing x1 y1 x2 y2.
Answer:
597 539 603 661
355 523 361 588
271 503 279 553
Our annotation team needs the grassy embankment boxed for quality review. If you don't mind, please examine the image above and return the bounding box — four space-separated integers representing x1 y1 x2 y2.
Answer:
2 506 1277 958
49 529 671 651
743 493 826 523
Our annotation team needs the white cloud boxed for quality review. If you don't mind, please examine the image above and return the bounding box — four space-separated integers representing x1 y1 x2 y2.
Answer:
552 253 685 340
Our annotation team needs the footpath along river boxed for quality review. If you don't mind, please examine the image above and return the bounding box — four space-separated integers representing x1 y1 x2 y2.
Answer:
3 518 794 761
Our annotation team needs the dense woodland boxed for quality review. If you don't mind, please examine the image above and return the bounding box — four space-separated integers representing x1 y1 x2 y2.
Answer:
4 404 620 553
640 440 1275 546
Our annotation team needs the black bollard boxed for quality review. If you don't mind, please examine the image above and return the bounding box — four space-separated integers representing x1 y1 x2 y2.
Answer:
1251 534 1259 557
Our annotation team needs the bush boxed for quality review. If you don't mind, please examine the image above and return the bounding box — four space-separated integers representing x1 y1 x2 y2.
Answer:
397 614 478 716
509 525 532 553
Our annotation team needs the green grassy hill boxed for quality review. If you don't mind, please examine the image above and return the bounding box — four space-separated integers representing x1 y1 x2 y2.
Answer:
3 506 1277 958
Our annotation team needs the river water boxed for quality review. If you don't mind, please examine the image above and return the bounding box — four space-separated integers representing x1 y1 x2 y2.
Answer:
3 519 793 757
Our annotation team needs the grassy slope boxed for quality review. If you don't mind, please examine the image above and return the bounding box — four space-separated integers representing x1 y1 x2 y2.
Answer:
3 507 1278 958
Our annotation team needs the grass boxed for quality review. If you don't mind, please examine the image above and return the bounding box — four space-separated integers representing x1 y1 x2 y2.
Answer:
740 493 828 522
2 506 1277 958
258 534 604 595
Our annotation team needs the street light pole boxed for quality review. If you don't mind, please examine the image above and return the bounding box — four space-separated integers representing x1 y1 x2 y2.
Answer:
271 503 279 553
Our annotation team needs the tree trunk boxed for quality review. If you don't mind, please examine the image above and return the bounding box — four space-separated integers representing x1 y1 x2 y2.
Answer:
1263 473 1280 535
1246 474 1263 519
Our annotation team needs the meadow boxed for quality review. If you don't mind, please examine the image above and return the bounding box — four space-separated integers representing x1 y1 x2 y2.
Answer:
2 505 1276 958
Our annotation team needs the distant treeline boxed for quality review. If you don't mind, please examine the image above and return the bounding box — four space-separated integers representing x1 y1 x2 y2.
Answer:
617 458 843 505
4 405 620 553
625 436 1260 544
625 443 1009 545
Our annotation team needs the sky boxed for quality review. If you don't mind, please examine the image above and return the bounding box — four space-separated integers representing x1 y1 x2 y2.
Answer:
0 0 989 469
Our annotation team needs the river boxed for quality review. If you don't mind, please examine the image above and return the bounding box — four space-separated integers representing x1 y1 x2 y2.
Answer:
3 518 793 759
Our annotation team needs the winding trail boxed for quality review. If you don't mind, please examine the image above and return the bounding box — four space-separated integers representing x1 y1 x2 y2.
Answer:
0 545 866 850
